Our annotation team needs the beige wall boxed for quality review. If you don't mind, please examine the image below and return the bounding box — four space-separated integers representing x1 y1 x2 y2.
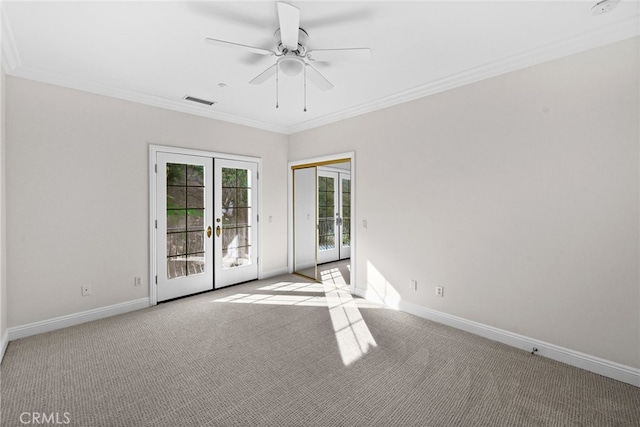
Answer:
6 78 289 327
289 38 640 368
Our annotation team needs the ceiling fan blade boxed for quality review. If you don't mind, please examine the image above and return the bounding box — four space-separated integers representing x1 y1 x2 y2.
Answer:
306 64 334 91
249 64 277 85
307 48 371 62
205 38 275 56
277 2 300 50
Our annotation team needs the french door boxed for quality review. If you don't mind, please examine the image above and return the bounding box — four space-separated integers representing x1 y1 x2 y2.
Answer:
317 170 351 264
339 173 351 260
214 159 258 288
155 152 258 302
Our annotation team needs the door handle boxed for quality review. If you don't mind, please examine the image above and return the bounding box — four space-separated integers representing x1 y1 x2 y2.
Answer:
216 225 221 237
206 226 212 238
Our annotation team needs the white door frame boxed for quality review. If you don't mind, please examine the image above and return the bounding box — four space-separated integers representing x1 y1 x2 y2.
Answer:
149 144 262 305
288 152 355 293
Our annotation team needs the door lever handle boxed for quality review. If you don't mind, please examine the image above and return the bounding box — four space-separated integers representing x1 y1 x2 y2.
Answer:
206 226 212 238
216 225 221 237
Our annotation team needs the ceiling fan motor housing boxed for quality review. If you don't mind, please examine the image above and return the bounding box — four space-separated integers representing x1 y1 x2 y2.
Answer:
274 28 309 55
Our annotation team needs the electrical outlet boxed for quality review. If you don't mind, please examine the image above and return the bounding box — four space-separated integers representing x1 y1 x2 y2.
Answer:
81 285 91 296
435 286 444 297
410 279 418 291
134 277 142 287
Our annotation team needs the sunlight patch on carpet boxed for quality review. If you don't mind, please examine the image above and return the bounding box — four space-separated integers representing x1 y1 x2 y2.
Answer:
211 281 380 365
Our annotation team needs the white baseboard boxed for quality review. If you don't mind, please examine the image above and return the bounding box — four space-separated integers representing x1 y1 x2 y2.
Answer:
0 329 8 364
354 287 639 387
8 298 150 341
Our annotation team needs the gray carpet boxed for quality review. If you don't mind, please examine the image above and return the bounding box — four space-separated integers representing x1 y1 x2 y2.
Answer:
1 274 639 426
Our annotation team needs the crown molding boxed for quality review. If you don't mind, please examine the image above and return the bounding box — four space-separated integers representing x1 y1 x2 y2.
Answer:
9 65 289 134
286 16 640 135
1 3 21 72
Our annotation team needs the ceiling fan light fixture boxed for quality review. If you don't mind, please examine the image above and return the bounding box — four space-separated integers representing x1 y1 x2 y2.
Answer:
278 56 304 77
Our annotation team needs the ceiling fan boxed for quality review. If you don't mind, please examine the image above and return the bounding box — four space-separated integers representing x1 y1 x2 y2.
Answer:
205 2 371 110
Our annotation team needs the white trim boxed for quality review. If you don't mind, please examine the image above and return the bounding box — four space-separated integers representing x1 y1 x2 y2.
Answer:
7 298 150 341
149 144 263 305
0 329 8 363
354 287 640 388
288 152 356 293
6 65 288 134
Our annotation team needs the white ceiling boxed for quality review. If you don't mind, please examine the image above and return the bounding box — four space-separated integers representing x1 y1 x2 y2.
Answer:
2 1 639 134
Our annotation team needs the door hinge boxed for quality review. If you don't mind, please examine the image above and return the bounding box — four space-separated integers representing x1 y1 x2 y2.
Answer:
257 171 259 180
257 214 259 223
154 164 158 173
155 275 158 284
155 220 157 229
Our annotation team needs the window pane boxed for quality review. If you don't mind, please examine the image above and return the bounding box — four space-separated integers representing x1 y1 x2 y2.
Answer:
167 210 186 232
237 208 249 226
237 169 248 187
167 164 186 186
222 168 236 187
187 209 204 231
222 247 251 269
186 165 204 186
326 207 334 218
222 188 236 210
222 227 242 249
236 189 249 207
187 230 204 254
237 226 249 246
187 253 205 275
167 232 186 256
187 187 204 209
319 191 327 206
167 186 186 209
223 207 236 226
342 219 351 247
167 256 186 280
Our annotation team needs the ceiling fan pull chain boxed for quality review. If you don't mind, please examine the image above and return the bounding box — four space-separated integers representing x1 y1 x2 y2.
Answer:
303 65 307 112
276 63 279 109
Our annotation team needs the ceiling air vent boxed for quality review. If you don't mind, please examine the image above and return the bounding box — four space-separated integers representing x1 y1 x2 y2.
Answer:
183 96 217 106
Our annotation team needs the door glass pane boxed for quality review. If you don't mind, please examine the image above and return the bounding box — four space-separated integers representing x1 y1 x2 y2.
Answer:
187 187 204 208
167 162 206 280
342 178 351 247
187 209 204 231
167 232 186 256
221 167 252 270
318 176 335 251
187 253 205 275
